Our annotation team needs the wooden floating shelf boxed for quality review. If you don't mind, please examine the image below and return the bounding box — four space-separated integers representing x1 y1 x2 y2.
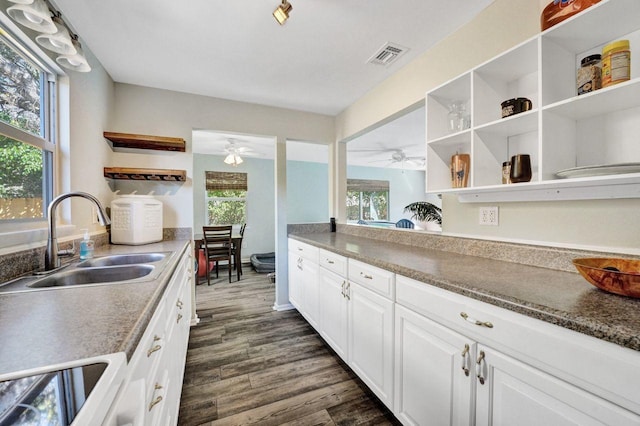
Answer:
103 132 186 152
104 167 186 181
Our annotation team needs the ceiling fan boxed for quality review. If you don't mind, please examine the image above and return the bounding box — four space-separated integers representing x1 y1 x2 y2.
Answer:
220 139 258 166
351 146 425 169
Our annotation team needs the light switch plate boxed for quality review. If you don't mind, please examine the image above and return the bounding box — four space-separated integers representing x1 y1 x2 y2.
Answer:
479 206 499 226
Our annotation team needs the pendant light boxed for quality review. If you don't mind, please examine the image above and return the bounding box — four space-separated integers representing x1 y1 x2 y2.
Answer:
273 0 292 25
6 0 56 34
56 35 91 72
36 14 77 55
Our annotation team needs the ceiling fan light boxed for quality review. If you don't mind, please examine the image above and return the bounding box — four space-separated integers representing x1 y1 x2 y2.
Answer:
273 0 292 25
36 16 77 55
7 0 56 34
224 153 243 166
56 38 91 72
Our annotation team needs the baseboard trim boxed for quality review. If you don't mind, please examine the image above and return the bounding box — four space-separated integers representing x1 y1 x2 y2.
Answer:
273 302 295 311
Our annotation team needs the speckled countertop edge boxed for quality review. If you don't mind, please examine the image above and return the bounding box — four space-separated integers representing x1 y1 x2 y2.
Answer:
290 232 640 352
0 240 190 376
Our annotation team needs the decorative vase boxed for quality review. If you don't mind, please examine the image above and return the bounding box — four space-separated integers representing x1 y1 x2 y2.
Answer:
450 153 470 188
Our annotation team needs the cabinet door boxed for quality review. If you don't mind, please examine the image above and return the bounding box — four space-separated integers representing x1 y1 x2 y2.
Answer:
348 282 394 408
302 258 320 329
475 345 640 426
318 268 349 361
394 305 475 426
288 251 304 311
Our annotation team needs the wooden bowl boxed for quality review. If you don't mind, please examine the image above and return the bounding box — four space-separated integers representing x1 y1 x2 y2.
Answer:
572 258 640 298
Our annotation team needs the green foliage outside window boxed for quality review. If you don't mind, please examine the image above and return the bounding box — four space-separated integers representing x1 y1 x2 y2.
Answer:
206 189 247 225
0 32 46 219
346 190 388 221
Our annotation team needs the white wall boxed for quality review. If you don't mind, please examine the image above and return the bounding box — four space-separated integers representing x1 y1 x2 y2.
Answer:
110 83 335 229
335 0 640 254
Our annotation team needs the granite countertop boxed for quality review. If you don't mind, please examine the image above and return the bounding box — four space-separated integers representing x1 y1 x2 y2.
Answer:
0 240 189 376
290 232 640 352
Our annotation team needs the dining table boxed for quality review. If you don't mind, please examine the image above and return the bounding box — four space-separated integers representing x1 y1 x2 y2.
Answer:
193 233 243 279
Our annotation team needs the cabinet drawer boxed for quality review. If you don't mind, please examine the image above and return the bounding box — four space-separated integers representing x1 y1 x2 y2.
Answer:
348 259 395 300
319 249 347 277
288 239 319 262
128 300 168 390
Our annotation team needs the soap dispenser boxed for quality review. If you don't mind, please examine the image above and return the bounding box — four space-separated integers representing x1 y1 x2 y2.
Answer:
79 229 94 260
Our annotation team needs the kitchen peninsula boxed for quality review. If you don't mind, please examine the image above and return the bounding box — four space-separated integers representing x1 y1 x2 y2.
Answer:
289 227 640 425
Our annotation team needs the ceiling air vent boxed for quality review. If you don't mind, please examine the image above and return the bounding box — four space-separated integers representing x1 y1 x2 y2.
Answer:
367 42 409 66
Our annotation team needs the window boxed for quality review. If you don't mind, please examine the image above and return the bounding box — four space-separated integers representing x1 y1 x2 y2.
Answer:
205 171 247 225
346 179 389 222
0 28 55 222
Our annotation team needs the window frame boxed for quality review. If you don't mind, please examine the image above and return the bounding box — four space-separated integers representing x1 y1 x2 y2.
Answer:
0 24 57 224
346 179 390 222
204 171 248 226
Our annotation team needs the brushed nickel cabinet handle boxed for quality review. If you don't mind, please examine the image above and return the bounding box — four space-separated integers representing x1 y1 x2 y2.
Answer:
476 350 486 385
341 280 346 298
359 272 373 279
326 259 335 264
460 312 493 328
176 299 183 309
147 344 162 357
177 313 183 323
148 383 164 412
461 343 470 376
345 281 351 300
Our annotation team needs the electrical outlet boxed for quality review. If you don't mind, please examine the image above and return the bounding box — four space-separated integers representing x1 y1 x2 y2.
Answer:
479 206 499 226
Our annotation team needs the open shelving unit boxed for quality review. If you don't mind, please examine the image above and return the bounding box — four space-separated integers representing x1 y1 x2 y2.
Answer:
103 131 187 182
103 167 186 181
425 0 640 202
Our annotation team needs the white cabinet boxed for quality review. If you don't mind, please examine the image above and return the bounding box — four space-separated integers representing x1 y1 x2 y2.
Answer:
348 280 394 408
318 266 349 361
394 305 474 426
426 0 640 202
395 274 640 426
475 345 640 426
104 245 193 426
287 239 320 328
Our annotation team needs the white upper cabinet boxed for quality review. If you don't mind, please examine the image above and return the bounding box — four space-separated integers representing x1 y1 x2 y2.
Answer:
426 0 640 202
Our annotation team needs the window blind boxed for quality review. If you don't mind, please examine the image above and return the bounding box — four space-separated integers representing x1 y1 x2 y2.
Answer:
205 171 248 191
347 179 389 192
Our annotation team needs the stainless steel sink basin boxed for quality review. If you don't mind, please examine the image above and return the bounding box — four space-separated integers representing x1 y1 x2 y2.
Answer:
77 252 168 268
27 265 155 288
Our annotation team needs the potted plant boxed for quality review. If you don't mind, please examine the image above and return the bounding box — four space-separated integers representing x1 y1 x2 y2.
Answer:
403 201 442 231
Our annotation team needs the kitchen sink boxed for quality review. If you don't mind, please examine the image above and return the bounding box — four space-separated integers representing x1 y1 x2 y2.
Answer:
27 265 155 288
77 252 169 268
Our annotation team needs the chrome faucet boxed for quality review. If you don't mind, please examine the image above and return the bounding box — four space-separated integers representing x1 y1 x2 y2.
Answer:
45 191 111 271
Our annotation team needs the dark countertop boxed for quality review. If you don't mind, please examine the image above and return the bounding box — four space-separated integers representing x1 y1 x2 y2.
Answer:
0 240 190 376
290 232 640 352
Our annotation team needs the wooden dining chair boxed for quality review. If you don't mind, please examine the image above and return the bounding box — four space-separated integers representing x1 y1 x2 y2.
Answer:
231 223 247 275
202 225 235 284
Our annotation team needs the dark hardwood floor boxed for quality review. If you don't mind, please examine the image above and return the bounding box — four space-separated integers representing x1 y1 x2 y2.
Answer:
178 267 400 426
